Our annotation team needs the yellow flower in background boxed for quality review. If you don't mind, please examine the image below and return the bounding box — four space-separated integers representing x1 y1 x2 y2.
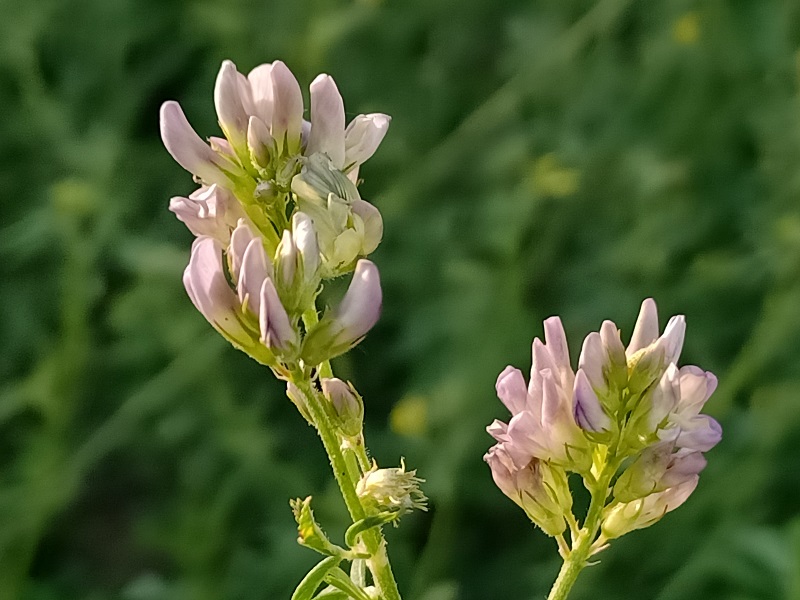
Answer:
673 12 701 45
529 154 580 198
390 394 428 437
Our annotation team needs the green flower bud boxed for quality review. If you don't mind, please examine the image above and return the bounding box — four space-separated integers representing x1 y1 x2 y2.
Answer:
321 378 364 438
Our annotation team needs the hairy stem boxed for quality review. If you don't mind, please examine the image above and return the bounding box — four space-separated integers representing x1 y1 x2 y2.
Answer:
546 466 615 600
291 358 401 600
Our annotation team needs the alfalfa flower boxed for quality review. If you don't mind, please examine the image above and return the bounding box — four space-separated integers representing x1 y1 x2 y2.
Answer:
301 259 383 366
485 298 721 546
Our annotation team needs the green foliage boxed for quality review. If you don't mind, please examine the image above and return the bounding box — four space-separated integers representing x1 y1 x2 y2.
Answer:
1 0 800 598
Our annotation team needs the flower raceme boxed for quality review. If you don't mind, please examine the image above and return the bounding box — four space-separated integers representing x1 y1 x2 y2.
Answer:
164 59 410 600
164 59 389 372
161 59 389 276
485 299 721 540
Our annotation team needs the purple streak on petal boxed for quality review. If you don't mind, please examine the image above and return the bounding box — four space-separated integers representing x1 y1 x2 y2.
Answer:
573 369 611 432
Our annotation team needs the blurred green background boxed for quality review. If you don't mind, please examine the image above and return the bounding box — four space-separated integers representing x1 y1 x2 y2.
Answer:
2 0 800 598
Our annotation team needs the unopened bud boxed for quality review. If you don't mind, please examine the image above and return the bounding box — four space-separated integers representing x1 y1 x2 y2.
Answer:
321 378 364 437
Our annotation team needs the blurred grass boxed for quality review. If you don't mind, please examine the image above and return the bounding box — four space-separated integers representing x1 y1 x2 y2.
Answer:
2 0 800 598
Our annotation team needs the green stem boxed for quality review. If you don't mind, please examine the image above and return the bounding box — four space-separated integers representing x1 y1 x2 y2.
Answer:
291 372 402 600
546 466 615 600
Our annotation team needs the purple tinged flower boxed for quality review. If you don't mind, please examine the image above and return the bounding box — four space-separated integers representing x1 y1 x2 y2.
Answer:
658 366 722 452
660 449 707 489
602 477 699 540
259 277 295 351
300 259 382 364
307 74 346 168
573 369 611 432
270 61 304 153
169 185 247 244
332 259 382 341
183 236 250 343
160 101 233 186
484 444 571 536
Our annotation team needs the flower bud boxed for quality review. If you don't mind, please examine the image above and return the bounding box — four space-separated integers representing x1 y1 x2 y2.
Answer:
247 116 274 170
214 60 251 152
270 61 304 154
321 378 364 437
301 260 382 365
356 460 427 521
259 277 297 352
307 74 346 168
274 212 321 314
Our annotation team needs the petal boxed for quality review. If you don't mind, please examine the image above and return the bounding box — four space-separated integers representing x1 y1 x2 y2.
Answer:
495 366 528 415
627 298 660 357
578 332 605 391
350 199 383 255
237 237 270 315
486 419 510 442
344 113 391 167
259 277 294 350
214 60 249 148
648 363 680 430
292 211 320 279
677 366 717 416
183 237 246 338
307 74 346 168
228 220 259 284
270 61 304 151
660 315 686 365
675 415 722 452
247 63 274 126
661 450 706 488
543 316 570 371
573 369 611 432
160 101 230 185
332 259 382 342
